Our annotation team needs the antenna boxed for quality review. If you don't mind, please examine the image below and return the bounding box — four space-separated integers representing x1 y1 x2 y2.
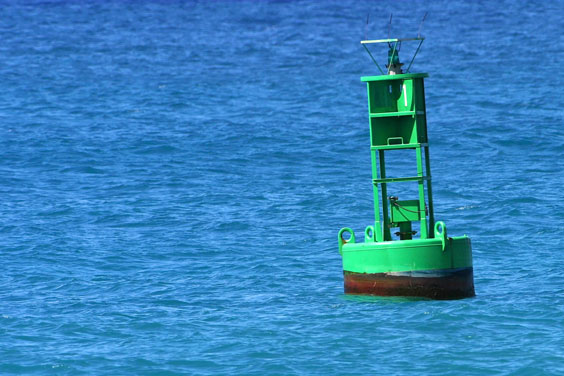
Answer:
364 13 370 40
387 14 393 43
417 12 428 38
360 14 426 74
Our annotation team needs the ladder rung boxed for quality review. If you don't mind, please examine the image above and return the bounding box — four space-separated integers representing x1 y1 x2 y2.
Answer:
369 111 415 118
373 176 430 183
371 143 427 150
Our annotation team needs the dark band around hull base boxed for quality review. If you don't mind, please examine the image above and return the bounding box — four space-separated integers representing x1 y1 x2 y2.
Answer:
344 267 475 300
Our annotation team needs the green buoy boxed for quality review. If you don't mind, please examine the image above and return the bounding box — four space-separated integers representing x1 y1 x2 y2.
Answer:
338 37 475 300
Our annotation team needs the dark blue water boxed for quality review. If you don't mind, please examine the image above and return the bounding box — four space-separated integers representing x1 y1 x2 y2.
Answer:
1 1 563 374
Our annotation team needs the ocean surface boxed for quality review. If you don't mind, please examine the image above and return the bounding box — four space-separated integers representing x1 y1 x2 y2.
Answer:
1 0 563 374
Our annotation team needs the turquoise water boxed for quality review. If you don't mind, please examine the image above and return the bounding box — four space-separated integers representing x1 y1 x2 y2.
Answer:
1 0 563 374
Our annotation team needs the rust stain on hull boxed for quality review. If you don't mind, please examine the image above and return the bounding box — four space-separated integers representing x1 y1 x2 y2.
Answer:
344 267 475 300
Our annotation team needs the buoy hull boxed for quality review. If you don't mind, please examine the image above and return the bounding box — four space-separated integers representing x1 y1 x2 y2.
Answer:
344 267 475 300
340 236 474 300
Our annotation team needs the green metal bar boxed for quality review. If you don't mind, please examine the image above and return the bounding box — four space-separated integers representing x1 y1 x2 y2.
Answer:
419 77 435 237
369 111 414 118
406 39 424 73
378 150 392 241
371 149 383 242
416 146 428 238
387 41 398 75
362 44 385 75
371 143 428 151
367 80 383 242
367 80 384 241
361 73 428 82
372 176 430 183
424 146 435 237
398 222 413 240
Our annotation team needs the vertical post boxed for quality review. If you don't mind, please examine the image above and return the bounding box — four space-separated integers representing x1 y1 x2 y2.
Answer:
416 145 428 238
424 146 435 237
379 150 392 241
371 149 383 242
367 81 383 242
399 222 413 240
419 79 435 237
387 41 398 75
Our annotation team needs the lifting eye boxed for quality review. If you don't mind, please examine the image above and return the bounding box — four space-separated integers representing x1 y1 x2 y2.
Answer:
364 225 375 242
338 228 356 255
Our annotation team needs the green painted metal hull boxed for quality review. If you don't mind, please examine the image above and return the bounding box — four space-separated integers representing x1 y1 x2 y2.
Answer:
342 236 472 273
341 236 475 299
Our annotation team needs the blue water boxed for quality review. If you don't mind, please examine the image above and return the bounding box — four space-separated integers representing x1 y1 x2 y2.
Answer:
1 0 563 374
